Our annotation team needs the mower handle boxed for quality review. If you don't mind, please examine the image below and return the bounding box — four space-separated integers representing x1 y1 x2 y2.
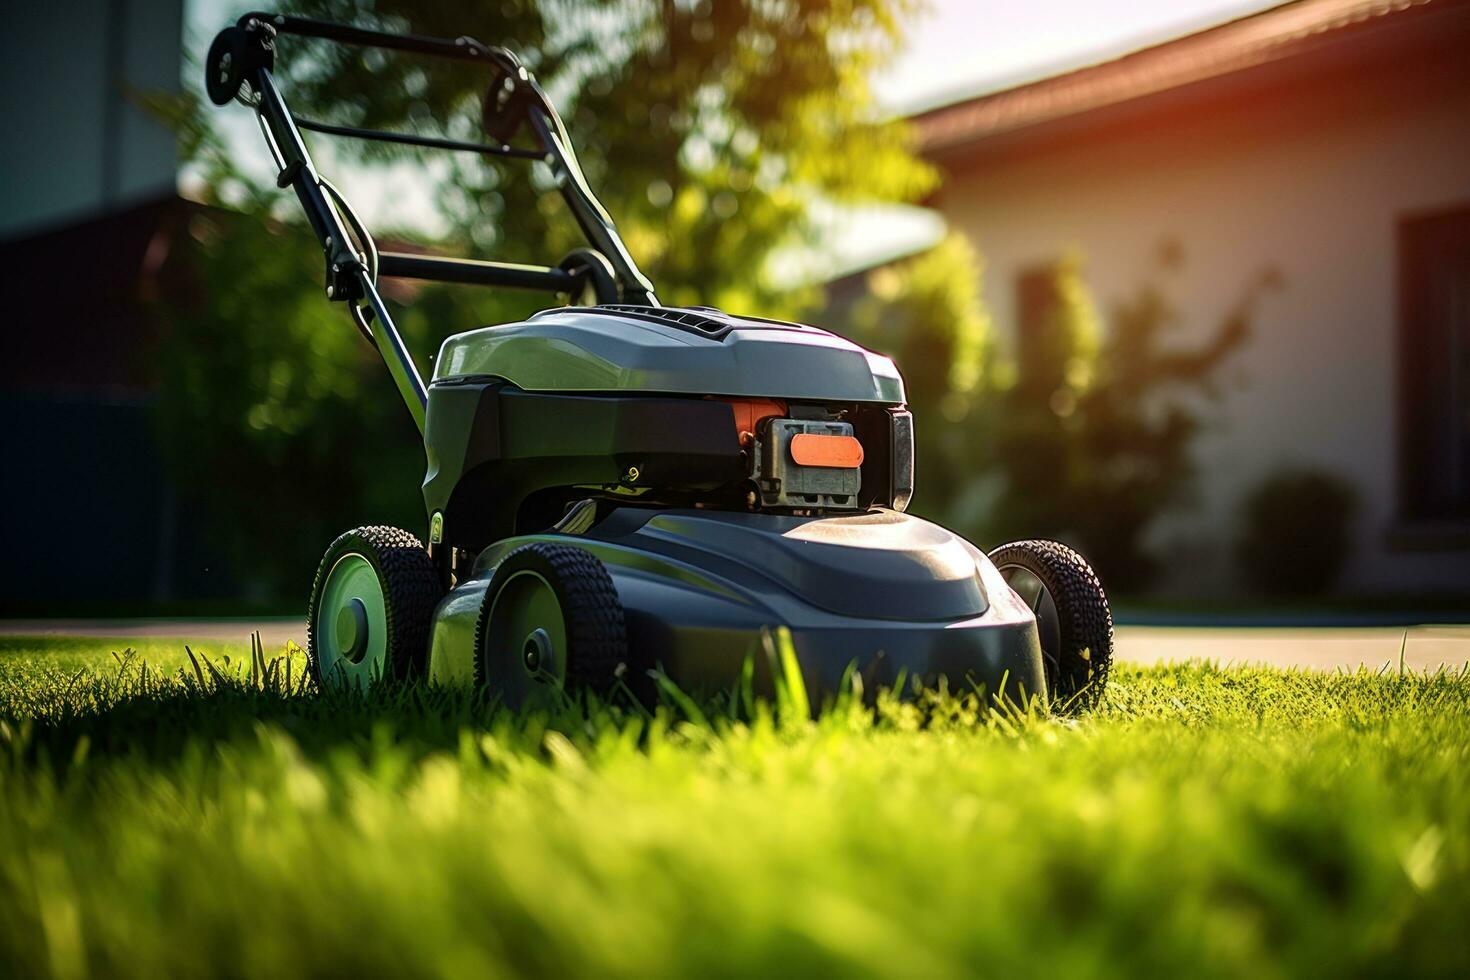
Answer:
207 13 662 435
236 12 503 63
229 11 658 307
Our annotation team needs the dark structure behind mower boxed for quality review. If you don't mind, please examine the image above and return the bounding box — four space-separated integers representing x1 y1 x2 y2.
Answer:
206 12 1113 711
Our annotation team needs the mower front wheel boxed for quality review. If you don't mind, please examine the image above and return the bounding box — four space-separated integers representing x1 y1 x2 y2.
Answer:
474 543 627 709
307 526 442 689
989 539 1113 712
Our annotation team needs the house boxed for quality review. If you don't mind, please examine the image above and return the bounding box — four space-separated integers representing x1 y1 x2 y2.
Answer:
1 0 194 607
1 1 453 609
908 0 1470 596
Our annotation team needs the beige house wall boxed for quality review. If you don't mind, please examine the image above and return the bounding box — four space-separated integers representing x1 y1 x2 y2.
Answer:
931 54 1470 595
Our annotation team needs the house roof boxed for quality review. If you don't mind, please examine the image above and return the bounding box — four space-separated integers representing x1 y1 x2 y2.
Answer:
910 0 1465 155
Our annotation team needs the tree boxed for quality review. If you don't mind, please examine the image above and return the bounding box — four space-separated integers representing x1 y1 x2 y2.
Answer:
836 238 1278 593
988 245 1277 591
841 233 996 520
275 0 932 314
157 0 934 597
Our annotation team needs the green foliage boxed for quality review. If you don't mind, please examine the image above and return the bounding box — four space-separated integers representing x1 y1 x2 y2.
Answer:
845 239 1278 593
845 233 994 517
987 247 1276 591
153 207 432 593
1237 467 1359 596
271 0 933 314
2 636 1468 976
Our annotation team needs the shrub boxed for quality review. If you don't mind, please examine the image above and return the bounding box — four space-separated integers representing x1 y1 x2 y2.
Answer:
838 239 1276 594
1236 467 1358 596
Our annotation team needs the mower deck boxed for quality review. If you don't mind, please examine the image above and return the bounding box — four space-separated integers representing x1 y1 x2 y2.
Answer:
428 507 1047 703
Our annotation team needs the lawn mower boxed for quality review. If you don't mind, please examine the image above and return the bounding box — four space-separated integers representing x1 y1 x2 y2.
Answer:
206 13 1113 709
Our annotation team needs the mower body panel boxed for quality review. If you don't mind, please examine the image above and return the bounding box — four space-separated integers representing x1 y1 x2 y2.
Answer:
420 379 914 550
432 306 906 404
427 507 1047 704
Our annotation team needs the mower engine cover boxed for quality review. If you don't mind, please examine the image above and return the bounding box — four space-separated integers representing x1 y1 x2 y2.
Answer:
432 305 905 403
424 305 916 548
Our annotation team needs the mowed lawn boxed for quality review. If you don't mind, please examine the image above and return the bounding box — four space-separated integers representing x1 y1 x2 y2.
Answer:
1 636 1467 978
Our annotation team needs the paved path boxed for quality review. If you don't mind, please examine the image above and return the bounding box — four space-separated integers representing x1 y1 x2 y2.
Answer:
1116 625 1469 673
3 619 1468 672
1 619 307 650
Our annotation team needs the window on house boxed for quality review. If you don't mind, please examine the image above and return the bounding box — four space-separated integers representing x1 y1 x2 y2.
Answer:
1399 205 1470 522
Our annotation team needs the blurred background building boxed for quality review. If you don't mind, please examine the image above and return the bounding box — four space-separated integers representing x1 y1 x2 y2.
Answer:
1 0 197 608
902 0 1470 597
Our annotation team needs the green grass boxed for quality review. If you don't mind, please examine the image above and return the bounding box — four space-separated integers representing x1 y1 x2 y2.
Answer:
1 635 1467 978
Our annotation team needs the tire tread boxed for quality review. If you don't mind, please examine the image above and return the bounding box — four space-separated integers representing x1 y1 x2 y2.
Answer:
306 525 442 686
989 538 1113 712
473 542 627 696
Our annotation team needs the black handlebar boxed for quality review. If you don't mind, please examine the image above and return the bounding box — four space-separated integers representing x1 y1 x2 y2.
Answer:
378 253 580 293
206 13 662 433
208 11 658 308
237 11 504 64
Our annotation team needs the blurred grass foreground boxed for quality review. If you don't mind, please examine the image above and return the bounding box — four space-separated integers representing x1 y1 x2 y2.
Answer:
1 635 1467 977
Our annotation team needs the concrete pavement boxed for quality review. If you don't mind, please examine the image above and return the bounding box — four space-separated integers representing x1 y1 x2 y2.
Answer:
3 619 1468 672
1115 624 1469 672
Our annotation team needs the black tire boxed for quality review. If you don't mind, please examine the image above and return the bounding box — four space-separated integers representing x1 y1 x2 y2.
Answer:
989 539 1113 712
307 526 442 688
474 543 627 708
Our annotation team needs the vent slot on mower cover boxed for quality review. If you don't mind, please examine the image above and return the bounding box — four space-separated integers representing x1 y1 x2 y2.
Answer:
545 305 814 342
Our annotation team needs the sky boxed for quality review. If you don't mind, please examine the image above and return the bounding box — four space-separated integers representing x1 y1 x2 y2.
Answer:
185 0 1283 277
878 0 1279 113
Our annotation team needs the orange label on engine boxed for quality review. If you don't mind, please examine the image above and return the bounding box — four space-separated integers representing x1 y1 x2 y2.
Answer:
790 433 864 468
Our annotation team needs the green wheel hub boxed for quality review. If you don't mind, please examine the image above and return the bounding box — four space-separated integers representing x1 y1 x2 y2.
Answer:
315 554 388 686
483 570 567 707
335 598 369 660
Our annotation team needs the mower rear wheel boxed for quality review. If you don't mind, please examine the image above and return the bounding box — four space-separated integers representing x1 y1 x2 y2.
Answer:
989 539 1113 712
307 526 442 689
474 543 626 709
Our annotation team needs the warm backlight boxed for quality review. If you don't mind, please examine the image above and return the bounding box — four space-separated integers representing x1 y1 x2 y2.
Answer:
790 433 864 468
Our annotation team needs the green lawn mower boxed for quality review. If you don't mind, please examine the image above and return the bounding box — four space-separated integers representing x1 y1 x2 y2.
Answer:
206 12 1113 710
